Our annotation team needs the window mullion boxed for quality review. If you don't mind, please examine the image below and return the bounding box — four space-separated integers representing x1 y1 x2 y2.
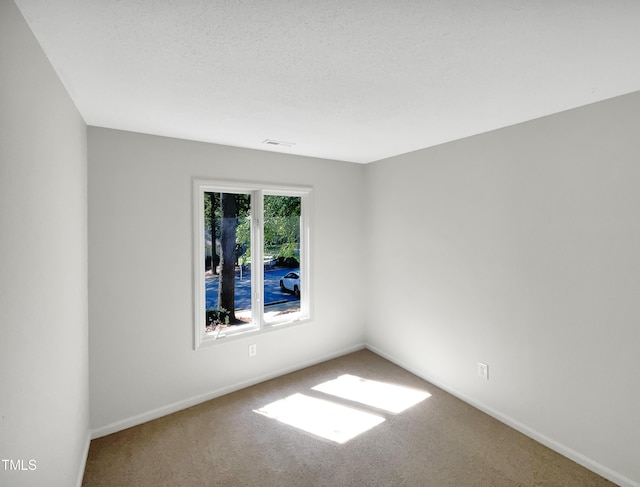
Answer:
251 190 264 329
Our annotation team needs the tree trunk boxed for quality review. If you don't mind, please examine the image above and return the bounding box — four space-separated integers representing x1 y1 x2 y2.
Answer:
218 192 237 322
209 192 217 275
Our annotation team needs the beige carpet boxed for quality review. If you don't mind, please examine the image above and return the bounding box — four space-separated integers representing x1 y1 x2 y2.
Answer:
82 349 616 486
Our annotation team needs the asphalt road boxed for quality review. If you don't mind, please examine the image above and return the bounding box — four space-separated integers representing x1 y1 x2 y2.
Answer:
205 266 299 311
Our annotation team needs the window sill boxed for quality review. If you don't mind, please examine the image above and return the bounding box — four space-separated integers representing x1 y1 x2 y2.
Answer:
195 314 311 349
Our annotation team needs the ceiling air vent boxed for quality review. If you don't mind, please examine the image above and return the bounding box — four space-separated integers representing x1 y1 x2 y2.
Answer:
262 139 296 148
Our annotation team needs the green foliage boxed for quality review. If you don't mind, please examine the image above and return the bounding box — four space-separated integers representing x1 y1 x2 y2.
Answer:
264 194 300 217
228 194 251 267
206 307 230 326
235 213 252 265
204 192 217 232
205 192 252 266
204 192 301 281
264 195 301 260
276 256 299 268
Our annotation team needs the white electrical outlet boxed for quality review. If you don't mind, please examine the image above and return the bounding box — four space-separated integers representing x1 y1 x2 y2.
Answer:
248 344 257 357
478 362 489 380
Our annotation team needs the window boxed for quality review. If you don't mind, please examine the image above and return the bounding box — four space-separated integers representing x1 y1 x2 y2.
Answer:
193 180 312 348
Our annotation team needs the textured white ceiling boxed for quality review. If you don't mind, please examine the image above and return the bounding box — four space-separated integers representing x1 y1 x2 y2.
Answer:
14 0 640 163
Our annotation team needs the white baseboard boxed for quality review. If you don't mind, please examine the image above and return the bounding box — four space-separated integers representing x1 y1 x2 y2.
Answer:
365 344 639 487
91 342 366 439
76 430 91 487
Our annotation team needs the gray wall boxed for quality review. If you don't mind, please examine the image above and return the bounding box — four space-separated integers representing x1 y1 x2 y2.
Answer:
365 91 640 486
0 2 89 486
88 128 367 434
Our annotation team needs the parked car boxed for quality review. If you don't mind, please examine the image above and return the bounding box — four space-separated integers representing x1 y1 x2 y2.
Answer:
280 271 300 298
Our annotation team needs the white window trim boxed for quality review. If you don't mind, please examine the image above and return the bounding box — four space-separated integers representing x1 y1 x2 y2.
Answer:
193 179 312 350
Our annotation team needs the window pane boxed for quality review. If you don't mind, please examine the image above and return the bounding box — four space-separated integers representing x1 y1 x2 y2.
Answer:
204 192 252 333
263 194 301 323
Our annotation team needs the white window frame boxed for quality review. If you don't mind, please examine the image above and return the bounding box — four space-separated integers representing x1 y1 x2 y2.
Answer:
193 179 312 349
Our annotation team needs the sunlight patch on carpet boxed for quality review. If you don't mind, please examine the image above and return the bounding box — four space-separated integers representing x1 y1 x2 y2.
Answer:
253 393 385 444
312 374 431 414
